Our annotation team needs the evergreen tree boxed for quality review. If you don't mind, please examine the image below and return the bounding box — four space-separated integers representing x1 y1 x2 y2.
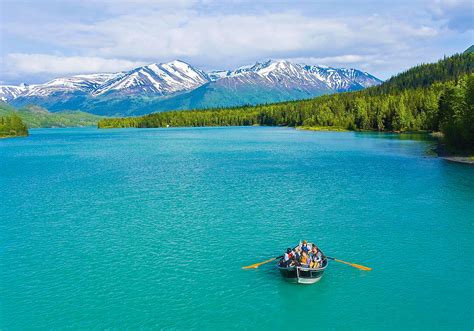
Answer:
0 114 29 137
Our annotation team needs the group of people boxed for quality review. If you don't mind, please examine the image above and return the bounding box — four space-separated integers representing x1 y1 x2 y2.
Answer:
279 240 324 269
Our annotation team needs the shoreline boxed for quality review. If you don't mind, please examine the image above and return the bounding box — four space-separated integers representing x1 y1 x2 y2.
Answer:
434 141 474 165
296 125 349 132
296 125 435 134
0 133 28 139
440 156 474 165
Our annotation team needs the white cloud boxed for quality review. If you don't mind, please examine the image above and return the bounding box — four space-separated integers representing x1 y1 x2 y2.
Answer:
429 0 473 31
4 54 146 75
290 55 378 66
1 1 458 82
113 13 431 57
5 11 439 64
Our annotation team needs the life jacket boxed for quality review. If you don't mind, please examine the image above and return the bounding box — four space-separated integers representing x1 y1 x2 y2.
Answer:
301 255 309 265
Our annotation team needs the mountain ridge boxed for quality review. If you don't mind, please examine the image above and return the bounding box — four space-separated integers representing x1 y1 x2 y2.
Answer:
1 59 382 116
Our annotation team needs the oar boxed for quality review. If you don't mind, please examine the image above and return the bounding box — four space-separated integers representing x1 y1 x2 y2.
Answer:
326 256 372 271
243 243 304 270
243 244 303 270
242 255 283 269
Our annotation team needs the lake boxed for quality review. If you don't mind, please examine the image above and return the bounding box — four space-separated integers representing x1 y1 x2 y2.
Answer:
1 127 473 329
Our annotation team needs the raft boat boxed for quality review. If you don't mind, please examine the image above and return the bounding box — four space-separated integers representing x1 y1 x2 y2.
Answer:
278 248 328 284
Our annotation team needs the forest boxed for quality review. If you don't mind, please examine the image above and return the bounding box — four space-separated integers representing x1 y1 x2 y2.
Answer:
98 51 474 153
0 114 29 138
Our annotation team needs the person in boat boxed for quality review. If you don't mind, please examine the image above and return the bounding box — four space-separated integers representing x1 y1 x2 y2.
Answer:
300 250 311 267
294 246 302 264
280 248 295 267
301 240 310 254
310 245 323 269
310 253 320 269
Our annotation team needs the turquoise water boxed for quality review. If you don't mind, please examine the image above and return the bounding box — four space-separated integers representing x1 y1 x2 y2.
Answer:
1 127 473 329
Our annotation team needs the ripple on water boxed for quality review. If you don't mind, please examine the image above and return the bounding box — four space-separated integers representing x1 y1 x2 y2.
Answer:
1 127 473 329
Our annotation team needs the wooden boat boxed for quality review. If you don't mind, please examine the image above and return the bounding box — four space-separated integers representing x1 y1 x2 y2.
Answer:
278 247 328 284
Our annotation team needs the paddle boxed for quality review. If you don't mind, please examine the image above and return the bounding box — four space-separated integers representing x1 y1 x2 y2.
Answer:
242 244 302 269
326 256 372 271
242 255 283 269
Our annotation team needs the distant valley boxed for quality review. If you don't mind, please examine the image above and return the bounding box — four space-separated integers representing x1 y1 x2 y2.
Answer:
1 60 382 116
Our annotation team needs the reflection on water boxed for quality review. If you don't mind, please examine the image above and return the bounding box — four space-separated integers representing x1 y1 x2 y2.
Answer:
354 131 436 141
354 131 439 155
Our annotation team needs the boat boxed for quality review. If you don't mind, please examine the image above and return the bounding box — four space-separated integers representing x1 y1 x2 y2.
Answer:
277 245 328 284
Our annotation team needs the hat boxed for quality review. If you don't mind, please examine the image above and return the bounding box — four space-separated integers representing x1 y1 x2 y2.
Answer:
303 240 307 244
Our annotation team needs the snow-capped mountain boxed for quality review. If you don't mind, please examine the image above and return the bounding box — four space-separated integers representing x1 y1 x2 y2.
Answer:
92 60 209 96
1 60 208 101
0 83 29 102
22 73 123 97
206 60 381 92
2 59 382 115
208 60 333 92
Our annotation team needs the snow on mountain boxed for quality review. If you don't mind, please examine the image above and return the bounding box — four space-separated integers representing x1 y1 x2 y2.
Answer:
254 60 331 89
208 70 232 81
338 68 382 88
92 60 209 96
304 65 381 91
23 73 124 97
0 83 29 102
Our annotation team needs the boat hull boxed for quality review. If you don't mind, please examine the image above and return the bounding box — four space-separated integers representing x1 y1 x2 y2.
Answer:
278 266 326 284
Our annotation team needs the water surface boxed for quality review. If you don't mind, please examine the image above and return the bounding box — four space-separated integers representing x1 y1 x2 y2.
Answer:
1 127 473 329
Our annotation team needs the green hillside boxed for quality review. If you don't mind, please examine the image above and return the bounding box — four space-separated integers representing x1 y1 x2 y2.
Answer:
372 51 472 93
0 102 103 128
99 50 474 153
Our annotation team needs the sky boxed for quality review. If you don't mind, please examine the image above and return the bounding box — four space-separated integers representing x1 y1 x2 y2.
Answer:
0 0 472 84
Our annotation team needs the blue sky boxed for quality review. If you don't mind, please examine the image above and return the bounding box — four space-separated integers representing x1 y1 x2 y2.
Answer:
0 0 472 84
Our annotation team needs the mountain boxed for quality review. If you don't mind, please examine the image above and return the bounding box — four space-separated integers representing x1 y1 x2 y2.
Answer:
2 59 382 116
208 60 380 92
91 60 209 96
